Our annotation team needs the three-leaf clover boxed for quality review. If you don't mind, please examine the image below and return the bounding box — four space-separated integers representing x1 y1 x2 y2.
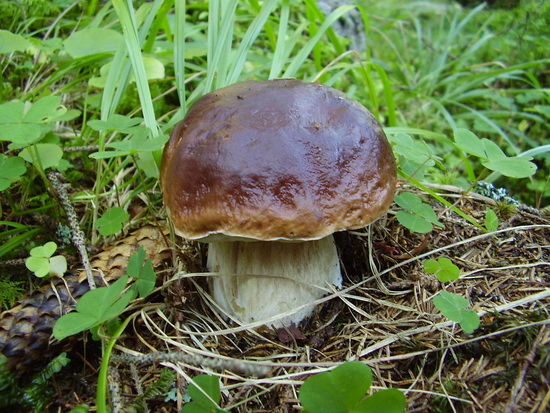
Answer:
53 247 157 340
96 207 130 236
53 274 136 340
394 192 444 234
433 291 480 334
424 257 460 282
25 241 67 278
126 246 156 298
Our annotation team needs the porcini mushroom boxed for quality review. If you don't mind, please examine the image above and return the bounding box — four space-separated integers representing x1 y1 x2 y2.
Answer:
161 79 396 327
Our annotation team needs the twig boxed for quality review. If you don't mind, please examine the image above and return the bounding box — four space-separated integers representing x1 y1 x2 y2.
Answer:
111 350 271 378
47 172 95 289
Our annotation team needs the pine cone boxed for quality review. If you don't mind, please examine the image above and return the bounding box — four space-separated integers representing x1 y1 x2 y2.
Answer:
0 225 171 377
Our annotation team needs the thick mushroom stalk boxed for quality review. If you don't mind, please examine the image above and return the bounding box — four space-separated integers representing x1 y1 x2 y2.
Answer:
207 237 341 327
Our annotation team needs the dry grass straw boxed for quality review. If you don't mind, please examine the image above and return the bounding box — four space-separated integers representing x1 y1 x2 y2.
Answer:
111 184 549 412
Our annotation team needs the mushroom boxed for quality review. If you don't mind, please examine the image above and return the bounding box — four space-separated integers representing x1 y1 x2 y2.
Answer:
161 79 396 327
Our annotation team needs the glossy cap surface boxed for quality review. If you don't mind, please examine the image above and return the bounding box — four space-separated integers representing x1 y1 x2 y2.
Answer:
161 79 396 241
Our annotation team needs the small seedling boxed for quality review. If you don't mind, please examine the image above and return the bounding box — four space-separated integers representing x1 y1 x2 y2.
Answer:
95 207 130 236
432 291 480 334
394 192 444 233
299 361 406 413
25 241 67 278
181 374 227 413
484 207 499 232
424 257 460 282
53 274 135 340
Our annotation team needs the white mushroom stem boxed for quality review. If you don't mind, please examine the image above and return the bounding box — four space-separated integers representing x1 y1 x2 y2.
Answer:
206 236 342 328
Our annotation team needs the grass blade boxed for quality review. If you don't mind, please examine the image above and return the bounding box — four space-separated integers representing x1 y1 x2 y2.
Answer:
174 0 187 113
226 0 279 85
112 0 159 137
283 5 355 78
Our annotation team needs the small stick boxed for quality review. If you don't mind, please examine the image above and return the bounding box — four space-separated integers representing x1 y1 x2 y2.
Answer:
111 351 271 378
47 172 95 289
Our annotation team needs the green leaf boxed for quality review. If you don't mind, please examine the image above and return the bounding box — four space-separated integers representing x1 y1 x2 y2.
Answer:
396 211 434 234
63 28 123 58
353 388 406 413
453 128 486 158
433 291 480 334
424 258 460 282
25 256 50 278
484 208 499 232
181 403 216 413
127 246 156 298
186 374 222 411
394 193 444 234
19 143 64 169
0 30 31 53
531 105 550 118
0 123 43 144
53 274 136 340
23 96 66 123
0 101 25 123
30 241 57 258
49 255 67 277
480 139 506 160
53 311 100 339
299 362 372 413
96 207 129 236
454 128 537 178
390 133 435 166
87 114 143 133
481 157 537 178
0 155 26 191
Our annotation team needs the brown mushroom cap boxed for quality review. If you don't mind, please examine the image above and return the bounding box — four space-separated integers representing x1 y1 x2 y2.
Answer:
161 78 396 241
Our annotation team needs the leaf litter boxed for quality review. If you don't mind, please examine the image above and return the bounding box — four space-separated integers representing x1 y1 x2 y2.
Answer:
0 183 548 412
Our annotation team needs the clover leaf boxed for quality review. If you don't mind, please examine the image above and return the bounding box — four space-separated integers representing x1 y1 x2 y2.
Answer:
394 192 444 233
96 207 129 236
53 274 136 340
453 128 537 178
0 154 26 191
424 257 460 282
25 241 67 278
182 374 226 413
433 291 480 334
0 96 79 146
126 246 156 298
